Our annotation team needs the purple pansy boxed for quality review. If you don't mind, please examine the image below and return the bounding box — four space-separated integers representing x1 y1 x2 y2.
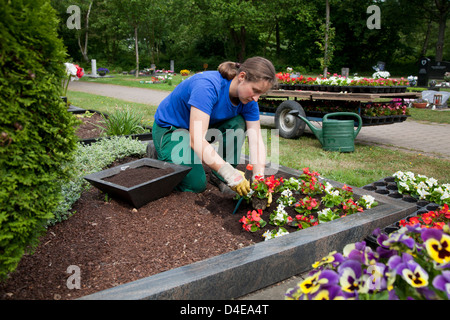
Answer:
432 271 450 299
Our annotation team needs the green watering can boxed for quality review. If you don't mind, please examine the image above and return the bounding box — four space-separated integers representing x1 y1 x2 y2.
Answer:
289 111 362 152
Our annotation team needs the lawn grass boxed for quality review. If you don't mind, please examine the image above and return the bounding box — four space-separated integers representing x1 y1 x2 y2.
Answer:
271 131 450 187
79 73 187 91
68 91 158 127
409 107 450 124
68 85 450 189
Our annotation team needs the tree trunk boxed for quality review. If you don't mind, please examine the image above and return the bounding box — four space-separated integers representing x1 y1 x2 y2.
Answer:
421 19 433 57
77 1 92 63
323 0 330 78
435 0 450 62
230 26 246 62
276 21 280 57
135 26 139 78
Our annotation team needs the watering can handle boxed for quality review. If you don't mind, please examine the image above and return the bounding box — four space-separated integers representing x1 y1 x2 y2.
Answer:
323 112 362 138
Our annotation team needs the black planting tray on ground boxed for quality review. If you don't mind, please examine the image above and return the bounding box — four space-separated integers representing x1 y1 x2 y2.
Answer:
84 158 191 208
362 176 442 246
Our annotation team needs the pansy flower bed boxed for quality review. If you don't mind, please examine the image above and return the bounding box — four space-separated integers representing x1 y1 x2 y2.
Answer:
285 222 450 300
237 168 379 241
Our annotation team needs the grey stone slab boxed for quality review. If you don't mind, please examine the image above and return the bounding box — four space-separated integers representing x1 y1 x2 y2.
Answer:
79 163 415 300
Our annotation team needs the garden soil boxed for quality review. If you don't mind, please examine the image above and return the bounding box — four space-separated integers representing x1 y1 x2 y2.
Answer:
0 117 294 300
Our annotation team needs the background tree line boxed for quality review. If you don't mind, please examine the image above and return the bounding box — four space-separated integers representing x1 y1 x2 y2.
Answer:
51 0 449 76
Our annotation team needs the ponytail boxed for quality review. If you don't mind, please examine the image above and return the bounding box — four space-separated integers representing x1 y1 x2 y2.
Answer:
218 61 239 80
218 57 276 86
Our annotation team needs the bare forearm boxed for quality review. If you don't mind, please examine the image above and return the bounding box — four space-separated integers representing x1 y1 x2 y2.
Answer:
190 136 225 172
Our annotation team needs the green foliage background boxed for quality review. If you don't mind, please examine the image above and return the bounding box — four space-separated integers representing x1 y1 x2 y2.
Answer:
0 0 79 279
51 0 450 75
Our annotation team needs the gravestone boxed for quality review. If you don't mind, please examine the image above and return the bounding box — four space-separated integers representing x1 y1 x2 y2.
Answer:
341 67 349 77
417 57 450 87
429 61 450 79
91 59 97 76
418 57 430 87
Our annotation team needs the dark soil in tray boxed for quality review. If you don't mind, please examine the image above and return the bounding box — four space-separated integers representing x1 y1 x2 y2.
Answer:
0 156 302 300
103 166 175 188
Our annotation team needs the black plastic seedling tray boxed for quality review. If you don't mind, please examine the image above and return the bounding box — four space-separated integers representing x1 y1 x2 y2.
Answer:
84 158 191 208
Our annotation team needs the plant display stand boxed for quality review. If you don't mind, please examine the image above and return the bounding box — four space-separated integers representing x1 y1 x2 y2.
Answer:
260 90 421 139
79 162 415 300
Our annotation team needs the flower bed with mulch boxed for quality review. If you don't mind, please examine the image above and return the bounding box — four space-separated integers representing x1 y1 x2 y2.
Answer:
0 153 382 300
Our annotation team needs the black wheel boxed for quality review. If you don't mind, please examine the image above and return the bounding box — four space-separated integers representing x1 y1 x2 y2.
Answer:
275 100 306 139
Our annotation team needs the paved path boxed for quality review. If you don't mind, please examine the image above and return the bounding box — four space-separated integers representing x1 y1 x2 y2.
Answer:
69 81 450 159
69 81 170 106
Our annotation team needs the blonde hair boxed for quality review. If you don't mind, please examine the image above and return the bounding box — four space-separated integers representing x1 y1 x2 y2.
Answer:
218 56 277 86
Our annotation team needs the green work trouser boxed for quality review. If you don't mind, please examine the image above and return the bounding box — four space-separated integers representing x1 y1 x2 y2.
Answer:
152 115 246 193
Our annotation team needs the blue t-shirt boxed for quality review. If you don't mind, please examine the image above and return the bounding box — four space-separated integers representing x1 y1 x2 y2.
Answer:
154 71 260 129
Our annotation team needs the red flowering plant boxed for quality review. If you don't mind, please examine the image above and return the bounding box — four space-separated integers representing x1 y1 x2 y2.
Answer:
399 204 450 230
339 184 354 199
236 166 378 240
291 213 319 230
339 198 364 217
294 196 320 215
239 209 267 232
276 72 292 85
252 175 283 200
298 168 325 196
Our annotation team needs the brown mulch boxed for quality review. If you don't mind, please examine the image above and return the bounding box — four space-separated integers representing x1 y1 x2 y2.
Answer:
0 114 297 300
0 155 294 300
74 112 107 140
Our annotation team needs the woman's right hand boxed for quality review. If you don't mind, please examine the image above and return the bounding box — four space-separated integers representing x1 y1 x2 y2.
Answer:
217 162 250 196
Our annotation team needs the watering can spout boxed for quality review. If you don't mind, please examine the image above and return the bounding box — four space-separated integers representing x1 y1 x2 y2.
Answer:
288 110 324 144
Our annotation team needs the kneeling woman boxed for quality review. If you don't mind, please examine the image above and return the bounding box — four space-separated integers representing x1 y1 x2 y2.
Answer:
152 56 277 196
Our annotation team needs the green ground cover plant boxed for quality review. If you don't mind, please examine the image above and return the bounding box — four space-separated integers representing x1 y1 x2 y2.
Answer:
50 137 146 226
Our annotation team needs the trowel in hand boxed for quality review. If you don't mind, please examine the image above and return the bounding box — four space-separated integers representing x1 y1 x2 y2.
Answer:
232 164 253 214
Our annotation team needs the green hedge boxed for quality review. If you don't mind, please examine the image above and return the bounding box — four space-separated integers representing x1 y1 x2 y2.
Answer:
0 0 79 279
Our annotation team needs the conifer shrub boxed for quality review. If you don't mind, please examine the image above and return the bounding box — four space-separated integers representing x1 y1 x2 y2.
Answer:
0 0 79 279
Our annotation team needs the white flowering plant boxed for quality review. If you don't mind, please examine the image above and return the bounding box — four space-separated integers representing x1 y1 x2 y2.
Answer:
372 71 391 79
393 171 449 205
317 208 340 223
262 227 289 241
277 188 296 206
63 62 83 98
357 195 378 209
269 203 292 226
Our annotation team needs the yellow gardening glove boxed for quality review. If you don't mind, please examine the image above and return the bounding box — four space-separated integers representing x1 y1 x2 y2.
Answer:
267 192 272 207
217 163 251 197
230 171 251 196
